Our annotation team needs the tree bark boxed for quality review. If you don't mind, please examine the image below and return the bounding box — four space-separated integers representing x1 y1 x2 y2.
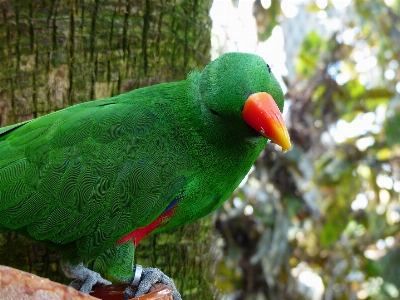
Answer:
0 1 217 298
0 0 212 124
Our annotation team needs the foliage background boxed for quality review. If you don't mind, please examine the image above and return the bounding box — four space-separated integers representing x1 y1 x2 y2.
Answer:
212 0 400 299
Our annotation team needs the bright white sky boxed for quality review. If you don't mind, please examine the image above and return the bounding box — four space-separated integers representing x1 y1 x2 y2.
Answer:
210 0 288 89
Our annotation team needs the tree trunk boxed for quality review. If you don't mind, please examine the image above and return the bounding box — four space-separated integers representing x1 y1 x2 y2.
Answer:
0 1 217 298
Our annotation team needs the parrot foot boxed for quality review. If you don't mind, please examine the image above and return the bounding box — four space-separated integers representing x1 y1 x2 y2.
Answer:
125 265 182 300
61 262 112 294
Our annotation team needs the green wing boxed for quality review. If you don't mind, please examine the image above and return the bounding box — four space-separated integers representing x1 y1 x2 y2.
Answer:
0 87 189 257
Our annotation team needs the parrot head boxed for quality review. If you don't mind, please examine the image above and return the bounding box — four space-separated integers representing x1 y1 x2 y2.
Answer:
199 52 291 152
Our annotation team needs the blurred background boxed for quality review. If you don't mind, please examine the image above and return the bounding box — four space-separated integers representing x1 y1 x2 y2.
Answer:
0 0 399 299
211 0 400 299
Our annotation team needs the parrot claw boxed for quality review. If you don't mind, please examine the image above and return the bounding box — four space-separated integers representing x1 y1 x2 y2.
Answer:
61 262 112 294
125 265 182 300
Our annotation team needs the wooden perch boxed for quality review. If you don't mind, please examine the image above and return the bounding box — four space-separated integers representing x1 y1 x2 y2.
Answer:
0 265 97 300
0 265 172 300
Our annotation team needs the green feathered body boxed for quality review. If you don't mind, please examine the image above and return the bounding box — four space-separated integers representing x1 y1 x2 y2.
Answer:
0 53 284 281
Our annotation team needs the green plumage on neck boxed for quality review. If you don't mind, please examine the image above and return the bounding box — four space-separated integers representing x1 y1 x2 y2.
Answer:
0 52 284 282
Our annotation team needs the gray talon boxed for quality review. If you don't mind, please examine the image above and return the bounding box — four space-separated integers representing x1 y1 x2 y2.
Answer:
61 262 112 293
135 267 182 300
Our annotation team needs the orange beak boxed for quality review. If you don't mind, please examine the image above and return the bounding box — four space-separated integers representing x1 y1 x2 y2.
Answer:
242 92 291 152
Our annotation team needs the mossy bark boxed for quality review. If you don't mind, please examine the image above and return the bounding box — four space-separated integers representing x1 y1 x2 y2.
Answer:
0 1 218 298
0 0 211 123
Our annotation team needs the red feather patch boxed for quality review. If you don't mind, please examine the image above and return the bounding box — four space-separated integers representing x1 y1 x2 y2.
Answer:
116 206 177 247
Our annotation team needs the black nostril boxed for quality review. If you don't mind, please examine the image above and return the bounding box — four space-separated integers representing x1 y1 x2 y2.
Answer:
266 63 271 74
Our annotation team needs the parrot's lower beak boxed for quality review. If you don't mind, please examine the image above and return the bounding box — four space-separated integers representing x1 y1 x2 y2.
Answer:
242 92 291 152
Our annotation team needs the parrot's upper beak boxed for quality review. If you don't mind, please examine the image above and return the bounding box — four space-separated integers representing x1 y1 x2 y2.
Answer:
242 92 291 152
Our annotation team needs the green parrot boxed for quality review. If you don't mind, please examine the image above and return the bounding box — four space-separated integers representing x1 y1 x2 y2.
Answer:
0 52 290 299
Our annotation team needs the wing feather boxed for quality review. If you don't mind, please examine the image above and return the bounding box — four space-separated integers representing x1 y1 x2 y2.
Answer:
0 89 191 257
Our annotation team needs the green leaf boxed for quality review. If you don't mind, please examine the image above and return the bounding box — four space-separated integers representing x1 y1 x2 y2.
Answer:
296 31 328 79
385 112 400 147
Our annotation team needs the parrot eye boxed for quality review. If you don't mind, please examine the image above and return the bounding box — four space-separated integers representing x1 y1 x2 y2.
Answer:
209 108 220 116
266 64 271 74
